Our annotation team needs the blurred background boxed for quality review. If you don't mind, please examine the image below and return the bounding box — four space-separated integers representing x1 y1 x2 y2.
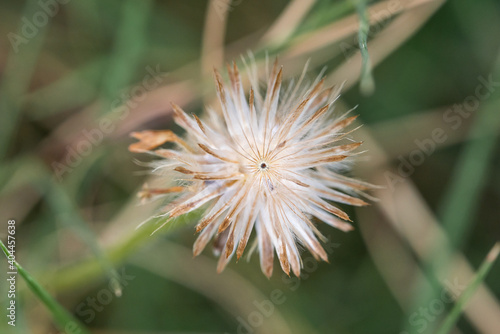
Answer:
1 0 500 333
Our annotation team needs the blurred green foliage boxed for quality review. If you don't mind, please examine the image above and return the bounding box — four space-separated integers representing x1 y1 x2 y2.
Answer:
0 0 499 333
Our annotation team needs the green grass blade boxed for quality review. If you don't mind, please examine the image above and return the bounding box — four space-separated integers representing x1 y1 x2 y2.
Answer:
439 105 500 246
0 240 90 334
27 58 107 119
0 155 123 296
42 179 124 296
99 0 153 112
432 53 500 272
403 51 500 334
355 0 374 95
0 0 48 159
436 242 500 334
296 0 354 36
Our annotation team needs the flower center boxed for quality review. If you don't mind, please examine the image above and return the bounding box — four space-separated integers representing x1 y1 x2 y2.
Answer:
259 162 269 170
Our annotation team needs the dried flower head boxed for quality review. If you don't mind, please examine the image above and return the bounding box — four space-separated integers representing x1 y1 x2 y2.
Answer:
129 58 374 277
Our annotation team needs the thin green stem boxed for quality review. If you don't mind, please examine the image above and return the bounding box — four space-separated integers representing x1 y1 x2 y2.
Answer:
0 240 90 334
99 0 153 113
436 243 500 334
0 155 123 296
46 213 195 292
355 0 374 95
404 51 500 334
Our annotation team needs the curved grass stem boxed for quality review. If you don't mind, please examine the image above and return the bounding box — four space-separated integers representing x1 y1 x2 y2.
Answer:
0 240 90 334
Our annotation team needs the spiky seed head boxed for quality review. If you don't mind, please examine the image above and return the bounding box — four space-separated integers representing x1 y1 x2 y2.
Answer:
129 58 374 277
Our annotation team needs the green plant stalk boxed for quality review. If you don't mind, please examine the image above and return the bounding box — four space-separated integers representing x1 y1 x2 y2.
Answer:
436 242 500 334
355 0 374 95
0 155 123 295
296 0 354 37
0 0 48 159
41 180 124 296
404 52 500 334
439 103 500 248
99 0 153 114
0 240 90 334
45 212 197 292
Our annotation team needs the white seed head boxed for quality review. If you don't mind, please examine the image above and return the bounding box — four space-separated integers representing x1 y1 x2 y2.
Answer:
129 58 374 277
